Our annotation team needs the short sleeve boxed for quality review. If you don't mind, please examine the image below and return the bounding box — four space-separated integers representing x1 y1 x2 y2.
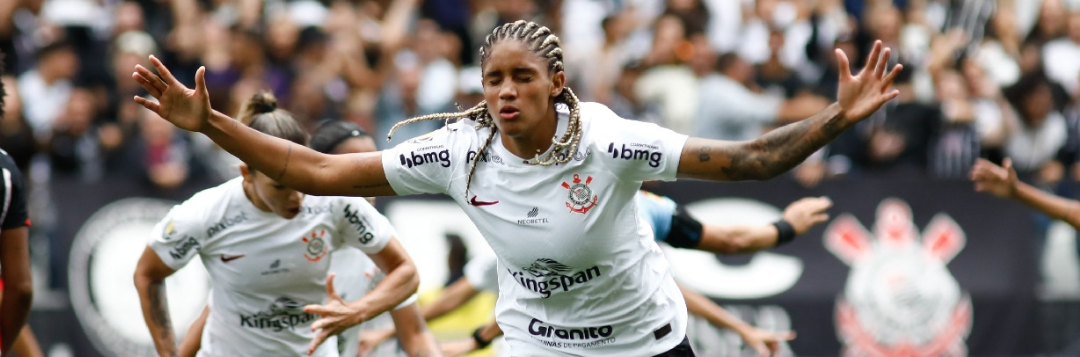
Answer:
587 103 688 182
635 191 678 242
148 204 208 271
464 252 499 292
336 197 395 254
0 156 29 230
381 127 463 196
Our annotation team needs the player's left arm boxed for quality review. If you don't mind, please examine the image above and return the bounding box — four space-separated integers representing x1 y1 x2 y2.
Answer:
693 197 832 254
678 41 901 182
387 303 441 357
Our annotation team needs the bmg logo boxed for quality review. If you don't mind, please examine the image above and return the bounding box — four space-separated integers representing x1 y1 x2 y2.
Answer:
400 149 451 168
607 143 662 168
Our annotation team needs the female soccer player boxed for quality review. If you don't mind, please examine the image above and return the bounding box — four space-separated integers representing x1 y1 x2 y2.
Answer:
364 193 828 357
178 120 436 357
133 94 433 357
132 20 900 356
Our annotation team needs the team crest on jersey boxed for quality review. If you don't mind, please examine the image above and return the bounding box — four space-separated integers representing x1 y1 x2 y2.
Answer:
302 229 328 262
560 174 599 214
825 199 972 357
162 220 176 240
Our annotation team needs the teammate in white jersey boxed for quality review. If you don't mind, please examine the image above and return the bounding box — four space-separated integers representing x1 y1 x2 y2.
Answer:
371 192 828 357
178 120 435 357
133 94 436 357
132 19 901 356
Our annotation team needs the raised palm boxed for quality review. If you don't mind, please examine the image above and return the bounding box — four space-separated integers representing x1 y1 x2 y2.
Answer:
132 55 211 132
835 41 904 123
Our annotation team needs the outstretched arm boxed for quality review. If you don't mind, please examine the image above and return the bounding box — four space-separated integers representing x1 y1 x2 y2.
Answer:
972 158 1080 229
131 57 395 197
695 197 832 254
678 41 901 181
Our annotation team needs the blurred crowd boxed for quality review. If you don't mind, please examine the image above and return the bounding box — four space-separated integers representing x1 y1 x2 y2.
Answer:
0 0 1079 192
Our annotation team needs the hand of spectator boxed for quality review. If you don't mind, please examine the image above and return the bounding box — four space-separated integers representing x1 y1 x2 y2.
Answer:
835 41 903 124
782 197 832 235
736 327 796 357
440 338 480 357
971 158 1018 198
132 55 211 133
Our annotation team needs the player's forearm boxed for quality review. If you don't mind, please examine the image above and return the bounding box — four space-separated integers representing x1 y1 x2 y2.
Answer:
389 305 441 357
682 104 847 181
479 320 503 341
697 225 777 254
678 285 753 334
201 110 392 196
135 276 179 357
178 305 209 357
422 280 478 321
350 264 419 323
1014 182 1080 229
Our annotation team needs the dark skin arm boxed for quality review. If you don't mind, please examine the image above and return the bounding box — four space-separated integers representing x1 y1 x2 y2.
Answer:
678 42 902 181
133 246 180 357
131 59 394 197
0 226 32 356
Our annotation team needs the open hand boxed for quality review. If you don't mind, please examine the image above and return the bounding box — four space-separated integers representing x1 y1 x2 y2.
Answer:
835 40 904 124
304 274 362 355
739 328 796 357
782 196 832 235
132 55 211 132
971 158 1018 198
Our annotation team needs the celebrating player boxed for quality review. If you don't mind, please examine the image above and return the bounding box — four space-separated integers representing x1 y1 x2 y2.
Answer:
177 120 438 357
132 19 900 356
362 193 828 357
133 93 433 357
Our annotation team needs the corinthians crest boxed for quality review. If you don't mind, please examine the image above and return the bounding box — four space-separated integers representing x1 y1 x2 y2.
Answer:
560 174 599 214
824 199 972 357
302 229 328 262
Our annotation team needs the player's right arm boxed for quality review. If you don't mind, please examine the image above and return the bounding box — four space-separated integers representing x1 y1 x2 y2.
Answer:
134 246 179 357
360 269 485 352
972 158 1080 229
131 57 394 197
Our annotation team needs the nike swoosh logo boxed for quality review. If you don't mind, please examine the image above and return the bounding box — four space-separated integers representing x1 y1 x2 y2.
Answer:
220 254 246 263
469 195 499 206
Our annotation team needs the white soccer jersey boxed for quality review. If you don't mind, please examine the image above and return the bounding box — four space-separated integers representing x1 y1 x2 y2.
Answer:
330 248 418 357
148 178 396 357
383 102 690 356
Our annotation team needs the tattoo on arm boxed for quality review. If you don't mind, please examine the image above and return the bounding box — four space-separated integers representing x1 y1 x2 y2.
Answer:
698 146 711 162
278 144 292 181
721 104 846 180
148 281 178 357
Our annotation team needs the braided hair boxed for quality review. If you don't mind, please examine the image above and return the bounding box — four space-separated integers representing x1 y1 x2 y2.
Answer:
386 20 584 199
